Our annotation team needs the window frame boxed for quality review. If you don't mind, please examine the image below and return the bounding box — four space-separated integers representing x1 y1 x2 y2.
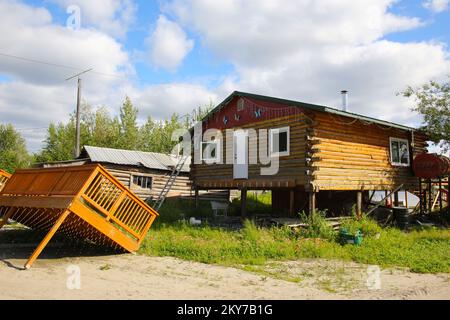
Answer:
131 174 153 190
237 98 245 111
389 137 411 167
269 126 290 157
200 139 221 163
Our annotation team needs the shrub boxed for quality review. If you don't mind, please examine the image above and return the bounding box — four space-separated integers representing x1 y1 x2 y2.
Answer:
299 210 336 240
241 220 262 242
341 214 382 237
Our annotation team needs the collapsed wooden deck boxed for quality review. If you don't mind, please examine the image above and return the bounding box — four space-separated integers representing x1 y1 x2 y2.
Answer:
0 164 159 269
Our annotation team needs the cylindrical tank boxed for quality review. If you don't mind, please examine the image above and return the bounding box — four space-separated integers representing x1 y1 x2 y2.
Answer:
393 207 410 230
413 153 450 179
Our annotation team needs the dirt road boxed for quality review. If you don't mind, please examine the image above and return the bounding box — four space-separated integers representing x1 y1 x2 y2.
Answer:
0 246 449 300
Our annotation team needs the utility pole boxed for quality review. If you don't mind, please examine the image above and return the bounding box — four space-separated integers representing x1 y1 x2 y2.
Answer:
66 68 93 158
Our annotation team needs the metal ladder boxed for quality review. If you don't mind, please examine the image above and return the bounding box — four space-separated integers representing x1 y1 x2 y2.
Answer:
153 155 189 211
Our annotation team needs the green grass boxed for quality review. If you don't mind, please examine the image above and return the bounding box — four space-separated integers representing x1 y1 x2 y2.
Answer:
140 219 450 274
155 198 214 224
155 191 272 225
230 191 272 215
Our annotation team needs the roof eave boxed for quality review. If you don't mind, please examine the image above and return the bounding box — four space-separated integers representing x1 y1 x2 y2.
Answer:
200 91 421 132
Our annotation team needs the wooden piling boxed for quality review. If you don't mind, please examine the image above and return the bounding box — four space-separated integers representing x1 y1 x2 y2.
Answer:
241 188 248 219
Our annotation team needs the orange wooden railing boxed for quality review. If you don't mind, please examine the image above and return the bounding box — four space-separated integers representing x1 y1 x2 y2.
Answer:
0 164 159 269
79 166 156 245
0 170 11 192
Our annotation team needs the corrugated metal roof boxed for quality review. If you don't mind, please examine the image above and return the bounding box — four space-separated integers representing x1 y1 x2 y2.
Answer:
83 146 190 173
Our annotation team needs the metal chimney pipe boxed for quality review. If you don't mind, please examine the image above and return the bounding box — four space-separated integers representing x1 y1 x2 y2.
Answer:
341 90 348 112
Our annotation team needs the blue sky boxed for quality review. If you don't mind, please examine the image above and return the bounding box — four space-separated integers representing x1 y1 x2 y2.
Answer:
0 0 449 151
387 0 449 43
25 0 235 88
21 0 447 90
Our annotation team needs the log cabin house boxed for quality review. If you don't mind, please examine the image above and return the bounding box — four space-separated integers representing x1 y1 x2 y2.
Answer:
190 91 429 217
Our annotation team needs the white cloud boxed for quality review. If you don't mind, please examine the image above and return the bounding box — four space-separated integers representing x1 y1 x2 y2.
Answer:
165 0 449 127
0 0 132 86
1 0 449 153
50 0 137 38
130 83 217 120
423 0 449 13
166 0 423 67
0 0 133 150
0 1 211 151
146 15 194 71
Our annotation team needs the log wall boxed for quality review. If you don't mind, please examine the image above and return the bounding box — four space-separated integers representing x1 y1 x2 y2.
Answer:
309 112 428 191
104 164 229 202
191 109 428 193
103 164 192 201
191 114 311 189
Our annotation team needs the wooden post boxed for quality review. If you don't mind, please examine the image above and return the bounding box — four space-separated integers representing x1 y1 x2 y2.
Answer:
24 210 70 270
194 187 199 209
438 178 443 212
308 191 316 215
423 189 427 213
356 191 362 219
418 178 423 214
405 190 409 208
385 190 388 207
394 192 399 207
428 179 432 213
0 207 15 230
241 188 248 219
289 189 295 216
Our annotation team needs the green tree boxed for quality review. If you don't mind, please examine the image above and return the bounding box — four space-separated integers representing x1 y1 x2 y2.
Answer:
118 96 139 149
138 116 157 152
35 98 215 162
35 102 123 162
91 107 121 148
402 77 450 150
138 114 181 153
186 102 214 128
0 124 30 173
35 122 75 163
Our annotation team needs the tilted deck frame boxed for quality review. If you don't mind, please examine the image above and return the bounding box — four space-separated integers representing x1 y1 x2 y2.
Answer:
0 170 11 192
0 164 159 269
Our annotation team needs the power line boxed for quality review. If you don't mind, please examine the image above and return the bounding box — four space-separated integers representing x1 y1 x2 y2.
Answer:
0 52 128 79
16 127 48 132
0 52 80 71
65 68 93 81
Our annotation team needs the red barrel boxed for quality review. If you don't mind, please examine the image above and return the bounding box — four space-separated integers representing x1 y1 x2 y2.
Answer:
413 153 450 179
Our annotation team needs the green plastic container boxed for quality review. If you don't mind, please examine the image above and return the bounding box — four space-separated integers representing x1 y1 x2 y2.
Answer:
339 228 363 246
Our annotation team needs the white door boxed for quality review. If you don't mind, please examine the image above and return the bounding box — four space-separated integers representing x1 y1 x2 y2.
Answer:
233 130 248 179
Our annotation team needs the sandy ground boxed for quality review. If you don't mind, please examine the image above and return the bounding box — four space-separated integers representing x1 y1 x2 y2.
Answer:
0 245 449 300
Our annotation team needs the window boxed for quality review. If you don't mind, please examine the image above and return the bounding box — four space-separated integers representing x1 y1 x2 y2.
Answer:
132 175 153 190
390 138 410 166
201 140 221 162
237 98 245 111
269 127 290 157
